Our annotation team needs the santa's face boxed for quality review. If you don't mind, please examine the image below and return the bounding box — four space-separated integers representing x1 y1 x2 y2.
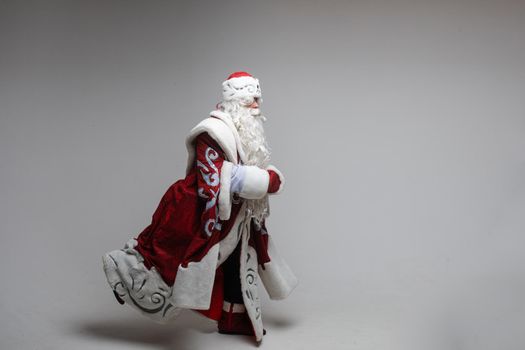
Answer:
244 97 261 117
247 98 259 109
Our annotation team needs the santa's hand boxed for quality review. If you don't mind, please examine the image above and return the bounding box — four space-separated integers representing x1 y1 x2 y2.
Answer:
266 165 285 194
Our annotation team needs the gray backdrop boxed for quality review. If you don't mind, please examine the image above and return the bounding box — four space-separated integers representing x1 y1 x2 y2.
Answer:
1 0 524 349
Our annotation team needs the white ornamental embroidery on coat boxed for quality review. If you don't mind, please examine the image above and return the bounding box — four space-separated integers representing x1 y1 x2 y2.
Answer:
102 242 180 322
238 213 263 339
245 253 261 320
197 146 221 236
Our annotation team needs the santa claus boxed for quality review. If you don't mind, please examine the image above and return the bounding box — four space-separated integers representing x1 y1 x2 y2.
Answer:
102 71 297 342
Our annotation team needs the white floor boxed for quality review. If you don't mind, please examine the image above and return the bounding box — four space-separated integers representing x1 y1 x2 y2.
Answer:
2 269 525 350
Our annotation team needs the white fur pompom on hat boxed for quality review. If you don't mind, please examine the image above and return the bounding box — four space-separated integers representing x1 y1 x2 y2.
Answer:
222 71 262 102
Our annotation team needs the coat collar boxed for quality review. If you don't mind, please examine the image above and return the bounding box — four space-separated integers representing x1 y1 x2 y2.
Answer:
209 110 247 164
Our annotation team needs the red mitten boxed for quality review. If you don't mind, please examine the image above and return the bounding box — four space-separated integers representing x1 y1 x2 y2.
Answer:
267 170 281 194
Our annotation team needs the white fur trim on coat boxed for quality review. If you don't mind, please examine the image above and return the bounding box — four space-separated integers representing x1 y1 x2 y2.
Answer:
170 244 220 309
186 111 248 173
239 217 264 342
217 202 245 266
218 161 233 220
258 236 298 300
239 165 270 200
102 239 181 323
266 164 285 195
185 117 239 174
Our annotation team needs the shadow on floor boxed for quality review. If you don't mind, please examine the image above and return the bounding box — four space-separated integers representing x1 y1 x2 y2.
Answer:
69 311 218 349
262 313 299 329
69 309 287 349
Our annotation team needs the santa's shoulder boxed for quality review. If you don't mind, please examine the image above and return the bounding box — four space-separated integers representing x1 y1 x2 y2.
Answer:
184 111 240 173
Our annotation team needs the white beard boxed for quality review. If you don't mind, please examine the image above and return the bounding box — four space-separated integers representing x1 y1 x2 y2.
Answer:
220 101 271 225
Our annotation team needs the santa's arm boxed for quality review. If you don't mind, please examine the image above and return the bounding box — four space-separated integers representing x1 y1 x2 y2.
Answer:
227 163 285 199
195 133 225 237
195 133 285 223
216 162 284 221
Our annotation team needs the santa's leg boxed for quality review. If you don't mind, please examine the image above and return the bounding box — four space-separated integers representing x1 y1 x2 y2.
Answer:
218 243 261 336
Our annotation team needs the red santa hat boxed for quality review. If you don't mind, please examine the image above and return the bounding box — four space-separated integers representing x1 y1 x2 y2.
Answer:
222 71 262 102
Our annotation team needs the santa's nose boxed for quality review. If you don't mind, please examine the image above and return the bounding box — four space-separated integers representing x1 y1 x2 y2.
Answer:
249 100 259 109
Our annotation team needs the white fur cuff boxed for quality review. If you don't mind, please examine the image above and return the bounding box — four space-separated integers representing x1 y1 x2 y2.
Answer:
266 165 285 194
218 161 233 220
239 165 270 199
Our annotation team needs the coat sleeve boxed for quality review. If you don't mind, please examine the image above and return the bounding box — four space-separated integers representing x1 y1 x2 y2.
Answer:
195 133 285 224
195 133 226 237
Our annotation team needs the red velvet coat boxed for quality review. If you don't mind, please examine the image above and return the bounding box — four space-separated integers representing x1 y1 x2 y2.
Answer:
135 133 244 320
102 111 297 340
